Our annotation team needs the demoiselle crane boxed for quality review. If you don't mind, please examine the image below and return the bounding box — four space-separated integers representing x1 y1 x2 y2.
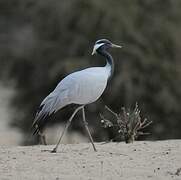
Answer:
32 39 122 152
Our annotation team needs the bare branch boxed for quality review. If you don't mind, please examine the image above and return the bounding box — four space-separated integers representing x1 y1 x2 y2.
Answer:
100 103 152 143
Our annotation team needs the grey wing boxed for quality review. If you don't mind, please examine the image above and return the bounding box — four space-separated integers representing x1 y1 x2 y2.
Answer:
32 81 70 134
41 88 69 113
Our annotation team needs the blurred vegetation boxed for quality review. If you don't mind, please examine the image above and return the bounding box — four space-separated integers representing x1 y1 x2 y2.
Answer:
1 0 181 143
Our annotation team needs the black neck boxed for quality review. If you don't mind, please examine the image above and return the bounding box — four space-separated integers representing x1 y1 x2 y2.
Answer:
97 48 114 78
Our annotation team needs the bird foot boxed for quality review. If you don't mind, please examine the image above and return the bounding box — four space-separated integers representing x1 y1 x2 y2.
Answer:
51 148 57 153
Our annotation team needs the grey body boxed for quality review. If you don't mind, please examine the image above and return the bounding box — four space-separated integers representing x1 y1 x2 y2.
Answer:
37 66 110 119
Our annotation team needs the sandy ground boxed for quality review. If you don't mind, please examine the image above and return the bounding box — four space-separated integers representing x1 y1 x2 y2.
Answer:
0 140 181 180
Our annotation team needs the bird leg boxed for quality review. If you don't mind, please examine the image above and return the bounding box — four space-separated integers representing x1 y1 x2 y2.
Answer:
82 106 97 152
51 105 84 153
38 130 47 145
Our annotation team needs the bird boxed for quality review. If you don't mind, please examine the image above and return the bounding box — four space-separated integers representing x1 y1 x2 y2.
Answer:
32 39 122 152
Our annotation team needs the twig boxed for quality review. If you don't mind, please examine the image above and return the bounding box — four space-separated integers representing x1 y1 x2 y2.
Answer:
100 103 152 143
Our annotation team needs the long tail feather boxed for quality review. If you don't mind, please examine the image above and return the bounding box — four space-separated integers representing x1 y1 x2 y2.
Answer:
32 104 50 135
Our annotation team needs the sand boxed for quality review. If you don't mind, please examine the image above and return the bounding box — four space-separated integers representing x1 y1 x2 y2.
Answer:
0 140 181 180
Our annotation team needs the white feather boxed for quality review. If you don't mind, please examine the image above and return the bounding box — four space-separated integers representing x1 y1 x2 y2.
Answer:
92 43 105 55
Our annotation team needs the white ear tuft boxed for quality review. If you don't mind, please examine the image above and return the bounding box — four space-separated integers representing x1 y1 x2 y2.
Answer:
92 43 105 55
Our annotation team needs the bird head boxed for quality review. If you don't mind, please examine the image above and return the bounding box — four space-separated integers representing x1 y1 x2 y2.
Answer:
92 39 122 55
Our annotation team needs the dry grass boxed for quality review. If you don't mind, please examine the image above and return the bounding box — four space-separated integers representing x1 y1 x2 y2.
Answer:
100 103 152 143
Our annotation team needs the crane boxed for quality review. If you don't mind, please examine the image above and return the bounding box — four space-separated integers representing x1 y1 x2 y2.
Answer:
32 39 122 152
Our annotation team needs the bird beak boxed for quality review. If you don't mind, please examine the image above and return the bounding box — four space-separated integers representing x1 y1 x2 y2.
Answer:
91 42 122 55
111 43 122 48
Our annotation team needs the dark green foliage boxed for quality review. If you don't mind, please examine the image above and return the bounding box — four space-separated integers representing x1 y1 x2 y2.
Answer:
1 0 181 143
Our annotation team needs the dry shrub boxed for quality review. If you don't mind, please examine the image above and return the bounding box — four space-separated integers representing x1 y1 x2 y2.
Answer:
100 103 152 143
